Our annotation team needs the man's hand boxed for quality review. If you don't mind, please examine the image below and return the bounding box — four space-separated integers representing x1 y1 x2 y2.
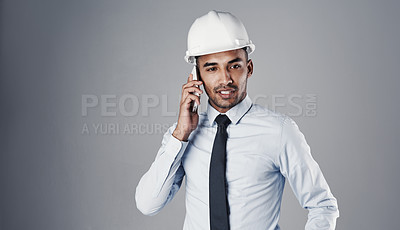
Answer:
172 73 203 141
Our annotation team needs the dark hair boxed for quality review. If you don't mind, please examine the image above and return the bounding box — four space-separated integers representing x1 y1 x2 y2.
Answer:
242 47 249 61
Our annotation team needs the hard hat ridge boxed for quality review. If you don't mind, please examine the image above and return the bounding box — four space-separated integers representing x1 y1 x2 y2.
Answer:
184 10 255 64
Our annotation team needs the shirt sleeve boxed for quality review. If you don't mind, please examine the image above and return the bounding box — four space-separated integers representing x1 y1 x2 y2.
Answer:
135 123 188 216
277 117 339 230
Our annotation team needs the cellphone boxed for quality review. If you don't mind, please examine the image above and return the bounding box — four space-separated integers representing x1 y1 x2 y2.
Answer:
191 66 200 113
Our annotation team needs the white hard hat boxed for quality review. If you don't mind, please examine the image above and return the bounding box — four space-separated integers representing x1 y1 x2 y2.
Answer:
184 10 255 64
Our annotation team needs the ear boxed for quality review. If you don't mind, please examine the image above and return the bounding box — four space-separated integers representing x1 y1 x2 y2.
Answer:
246 59 253 78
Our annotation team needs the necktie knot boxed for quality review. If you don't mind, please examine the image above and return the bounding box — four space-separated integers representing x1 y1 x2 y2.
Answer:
215 114 231 127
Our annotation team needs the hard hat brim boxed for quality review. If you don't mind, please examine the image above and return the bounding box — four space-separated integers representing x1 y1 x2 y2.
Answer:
184 43 255 65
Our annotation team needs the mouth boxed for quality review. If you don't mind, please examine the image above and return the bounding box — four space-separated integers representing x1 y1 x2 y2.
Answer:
216 88 236 99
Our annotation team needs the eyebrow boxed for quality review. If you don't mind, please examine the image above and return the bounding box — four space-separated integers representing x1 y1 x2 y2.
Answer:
202 57 244 68
203 62 218 68
228 57 243 64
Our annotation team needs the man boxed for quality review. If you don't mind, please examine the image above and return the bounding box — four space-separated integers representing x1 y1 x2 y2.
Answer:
136 10 339 230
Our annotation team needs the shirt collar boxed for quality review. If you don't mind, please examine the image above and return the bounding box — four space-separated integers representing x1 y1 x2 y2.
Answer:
206 94 253 126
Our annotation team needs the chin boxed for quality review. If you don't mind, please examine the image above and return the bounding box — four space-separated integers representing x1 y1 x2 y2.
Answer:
215 99 237 109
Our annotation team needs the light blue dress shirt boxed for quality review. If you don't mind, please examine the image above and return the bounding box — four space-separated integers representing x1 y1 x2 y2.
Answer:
136 95 339 230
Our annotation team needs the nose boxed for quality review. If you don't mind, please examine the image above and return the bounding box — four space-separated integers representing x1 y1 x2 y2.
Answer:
219 68 233 85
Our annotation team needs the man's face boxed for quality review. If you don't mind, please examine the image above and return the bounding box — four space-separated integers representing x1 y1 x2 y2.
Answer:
197 48 253 113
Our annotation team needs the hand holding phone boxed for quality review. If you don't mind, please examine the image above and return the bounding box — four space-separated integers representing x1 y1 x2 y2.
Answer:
172 67 203 141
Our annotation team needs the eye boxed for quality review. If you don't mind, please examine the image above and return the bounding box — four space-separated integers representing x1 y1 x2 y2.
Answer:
206 67 217 72
230 64 241 69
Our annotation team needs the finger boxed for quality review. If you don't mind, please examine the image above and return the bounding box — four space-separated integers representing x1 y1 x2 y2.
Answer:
183 94 200 112
182 86 203 103
182 80 203 90
181 81 202 99
182 94 201 109
182 86 203 98
181 88 201 106
187 73 193 83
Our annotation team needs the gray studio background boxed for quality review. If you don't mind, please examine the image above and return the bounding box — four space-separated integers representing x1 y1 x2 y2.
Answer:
1 0 399 229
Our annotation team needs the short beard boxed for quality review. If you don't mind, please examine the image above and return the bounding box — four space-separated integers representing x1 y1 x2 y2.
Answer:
206 82 247 110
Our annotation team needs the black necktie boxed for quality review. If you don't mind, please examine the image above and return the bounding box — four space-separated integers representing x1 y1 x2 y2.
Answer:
209 114 231 230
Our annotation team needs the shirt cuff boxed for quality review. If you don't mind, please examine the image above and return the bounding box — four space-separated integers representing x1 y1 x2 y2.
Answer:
164 133 189 161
